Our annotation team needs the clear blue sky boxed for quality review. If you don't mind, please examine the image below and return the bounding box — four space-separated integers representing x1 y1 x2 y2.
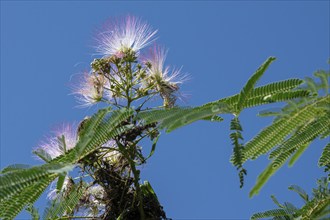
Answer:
1 1 329 219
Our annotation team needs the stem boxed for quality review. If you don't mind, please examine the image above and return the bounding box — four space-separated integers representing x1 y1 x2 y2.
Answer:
125 61 133 108
117 143 146 220
130 161 145 220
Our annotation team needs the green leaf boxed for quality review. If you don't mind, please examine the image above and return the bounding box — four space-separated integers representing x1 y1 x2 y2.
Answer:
229 117 247 188
139 105 229 133
288 185 309 202
0 164 32 174
251 177 330 220
58 135 67 153
54 108 133 164
43 182 85 219
141 181 157 198
33 148 53 163
0 176 54 219
251 208 290 220
201 115 224 122
25 203 40 220
271 195 284 208
0 163 63 202
271 115 330 167
56 174 66 193
249 163 275 197
145 134 160 161
318 143 330 168
288 142 311 167
243 96 328 162
139 78 306 133
237 57 276 113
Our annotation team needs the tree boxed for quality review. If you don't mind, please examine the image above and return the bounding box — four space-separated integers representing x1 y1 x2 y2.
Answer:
0 15 327 220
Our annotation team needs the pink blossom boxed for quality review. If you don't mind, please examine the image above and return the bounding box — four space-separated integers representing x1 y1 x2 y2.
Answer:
146 45 187 85
35 124 77 160
95 16 157 56
72 73 106 107
145 45 188 107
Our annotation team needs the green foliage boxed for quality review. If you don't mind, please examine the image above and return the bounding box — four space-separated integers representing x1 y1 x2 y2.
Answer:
0 164 62 203
138 78 308 133
25 204 40 220
0 56 319 219
244 97 327 162
43 181 86 219
209 78 307 110
139 58 310 188
319 143 330 168
0 108 134 219
230 117 247 188
0 176 54 220
0 164 32 174
251 177 330 220
54 107 134 164
236 57 276 113
247 70 330 197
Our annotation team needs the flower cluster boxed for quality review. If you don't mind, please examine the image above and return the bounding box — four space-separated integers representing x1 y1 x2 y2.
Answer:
33 16 184 218
95 15 158 57
74 15 187 108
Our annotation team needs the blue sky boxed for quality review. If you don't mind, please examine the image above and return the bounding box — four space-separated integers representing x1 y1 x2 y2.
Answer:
1 1 329 219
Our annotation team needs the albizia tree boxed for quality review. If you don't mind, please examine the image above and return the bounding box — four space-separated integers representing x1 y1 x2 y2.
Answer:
0 16 328 220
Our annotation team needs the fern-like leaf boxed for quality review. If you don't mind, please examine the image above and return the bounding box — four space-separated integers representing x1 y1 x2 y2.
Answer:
43 182 85 219
288 185 309 202
300 197 330 219
243 96 328 162
229 117 247 188
318 143 330 168
237 57 276 113
139 80 308 133
0 176 54 220
139 105 229 133
251 177 329 220
0 164 32 174
54 108 133 164
0 163 67 202
251 208 290 220
271 115 330 168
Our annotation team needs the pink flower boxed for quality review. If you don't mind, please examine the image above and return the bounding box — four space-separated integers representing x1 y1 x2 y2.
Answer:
35 124 77 160
146 45 187 86
72 73 106 107
145 45 188 107
95 16 157 56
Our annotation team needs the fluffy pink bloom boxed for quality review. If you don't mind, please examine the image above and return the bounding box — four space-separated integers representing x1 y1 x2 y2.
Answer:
145 45 188 107
73 73 106 107
95 16 157 56
146 45 187 85
35 124 77 160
